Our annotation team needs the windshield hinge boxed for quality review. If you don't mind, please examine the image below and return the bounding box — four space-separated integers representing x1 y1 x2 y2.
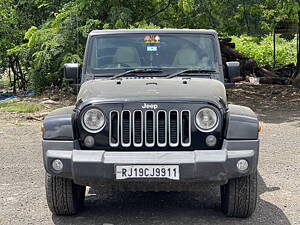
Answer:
83 74 94 82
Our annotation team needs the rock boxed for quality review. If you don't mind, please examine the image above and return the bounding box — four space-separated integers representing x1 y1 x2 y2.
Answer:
41 99 58 104
26 116 43 121
271 90 281 95
40 112 49 117
293 72 300 88
249 77 260 85
51 96 60 101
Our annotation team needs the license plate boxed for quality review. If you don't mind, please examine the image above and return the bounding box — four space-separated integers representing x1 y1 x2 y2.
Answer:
116 165 179 180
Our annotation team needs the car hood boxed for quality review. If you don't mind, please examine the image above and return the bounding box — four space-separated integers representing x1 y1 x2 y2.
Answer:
77 77 226 104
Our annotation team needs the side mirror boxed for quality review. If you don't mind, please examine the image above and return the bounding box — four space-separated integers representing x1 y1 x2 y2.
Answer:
64 63 81 82
226 61 240 82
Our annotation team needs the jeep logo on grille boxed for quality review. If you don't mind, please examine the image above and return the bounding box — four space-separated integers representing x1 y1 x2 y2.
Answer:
142 103 158 110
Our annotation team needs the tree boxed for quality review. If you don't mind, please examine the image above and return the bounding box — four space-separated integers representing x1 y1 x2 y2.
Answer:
1 0 300 92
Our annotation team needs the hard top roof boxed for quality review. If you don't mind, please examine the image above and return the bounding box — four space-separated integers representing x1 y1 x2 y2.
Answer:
89 29 218 37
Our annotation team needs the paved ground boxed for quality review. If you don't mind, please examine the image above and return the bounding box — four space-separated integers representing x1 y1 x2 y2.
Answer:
0 85 299 225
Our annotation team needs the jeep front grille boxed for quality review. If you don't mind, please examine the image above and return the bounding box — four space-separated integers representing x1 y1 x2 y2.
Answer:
109 110 191 148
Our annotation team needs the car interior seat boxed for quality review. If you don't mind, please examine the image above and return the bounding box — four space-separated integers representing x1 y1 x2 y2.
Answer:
172 48 200 67
113 47 141 67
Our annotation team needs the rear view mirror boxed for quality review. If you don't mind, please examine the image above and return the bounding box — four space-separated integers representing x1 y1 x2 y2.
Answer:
64 63 81 82
226 61 240 82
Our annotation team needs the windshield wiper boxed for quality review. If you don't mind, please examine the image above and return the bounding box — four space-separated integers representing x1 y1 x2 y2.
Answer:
110 69 163 80
166 69 216 79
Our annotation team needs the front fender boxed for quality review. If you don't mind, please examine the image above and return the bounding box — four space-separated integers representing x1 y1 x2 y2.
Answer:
43 106 75 140
225 104 259 140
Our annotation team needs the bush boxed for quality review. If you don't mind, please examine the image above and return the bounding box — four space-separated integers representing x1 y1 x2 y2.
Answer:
231 35 297 68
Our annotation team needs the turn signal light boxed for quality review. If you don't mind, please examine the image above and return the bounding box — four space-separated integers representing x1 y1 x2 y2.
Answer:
258 122 262 133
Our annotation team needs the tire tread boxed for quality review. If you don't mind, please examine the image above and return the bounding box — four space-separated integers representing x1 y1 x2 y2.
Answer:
45 173 85 215
221 172 257 218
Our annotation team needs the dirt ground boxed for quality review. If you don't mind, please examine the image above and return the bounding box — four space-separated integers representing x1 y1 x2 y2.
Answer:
0 84 299 225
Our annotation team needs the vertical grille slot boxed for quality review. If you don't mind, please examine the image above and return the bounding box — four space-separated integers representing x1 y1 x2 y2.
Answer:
145 111 155 147
181 110 191 147
109 108 193 148
121 111 131 147
169 110 179 147
157 111 167 147
109 111 119 147
133 111 143 147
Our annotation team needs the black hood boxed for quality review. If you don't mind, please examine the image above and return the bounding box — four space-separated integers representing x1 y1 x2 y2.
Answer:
77 77 226 103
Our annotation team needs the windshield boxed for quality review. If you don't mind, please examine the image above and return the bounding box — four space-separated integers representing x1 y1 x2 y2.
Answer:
87 33 218 74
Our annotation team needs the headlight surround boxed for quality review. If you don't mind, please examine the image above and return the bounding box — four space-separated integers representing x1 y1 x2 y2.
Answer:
81 108 105 133
195 107 219 132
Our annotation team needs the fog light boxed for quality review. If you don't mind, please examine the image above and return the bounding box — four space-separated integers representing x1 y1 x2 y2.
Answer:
84 136 95 147
206 135 217 147
52 159 63 171
237 159 249 171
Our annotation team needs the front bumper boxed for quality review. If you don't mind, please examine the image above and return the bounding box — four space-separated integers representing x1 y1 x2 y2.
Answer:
43 140 259 188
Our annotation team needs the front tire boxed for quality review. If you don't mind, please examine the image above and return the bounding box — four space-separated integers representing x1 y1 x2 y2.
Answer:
221 172 257 218
45 173 86 215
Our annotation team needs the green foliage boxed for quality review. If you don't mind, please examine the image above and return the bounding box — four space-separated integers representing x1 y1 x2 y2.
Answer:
1 0 300 92
0 101 43 113
232 35 297 68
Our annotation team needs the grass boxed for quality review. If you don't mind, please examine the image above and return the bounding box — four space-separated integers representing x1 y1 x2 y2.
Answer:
0 101 43 113
15 123 25 127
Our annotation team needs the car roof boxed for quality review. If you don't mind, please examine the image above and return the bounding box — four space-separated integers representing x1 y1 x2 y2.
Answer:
89 29 218 37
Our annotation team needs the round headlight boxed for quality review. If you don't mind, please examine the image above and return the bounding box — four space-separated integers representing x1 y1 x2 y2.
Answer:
82 108 105 133
195 108 218 132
